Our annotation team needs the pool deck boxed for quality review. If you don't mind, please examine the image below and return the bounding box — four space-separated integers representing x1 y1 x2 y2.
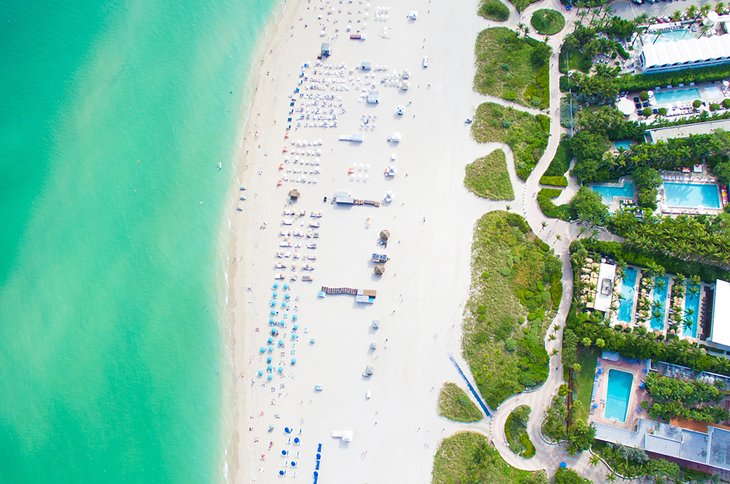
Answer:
589 357 649 432
659 171 725 216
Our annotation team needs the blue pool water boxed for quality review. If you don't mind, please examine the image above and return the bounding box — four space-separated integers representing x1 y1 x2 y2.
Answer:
618 267 638 323
613 140 634 151
650 276 670 331
654 88 701 106
605 369 634 422
592 180 636 204
664 182 722 209
682 285 701 338
654 29 693 42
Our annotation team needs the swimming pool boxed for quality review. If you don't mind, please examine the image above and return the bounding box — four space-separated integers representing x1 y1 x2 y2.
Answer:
613 140 634 151
617 266 638 324
664 182 722 209
650 276 669 332
605 369 634 422
591 180 635 205
653 88 701 106
653 29 694 42
682 285 701 338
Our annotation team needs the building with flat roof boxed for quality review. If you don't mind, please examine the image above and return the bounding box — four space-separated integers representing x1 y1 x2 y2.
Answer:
639 35 730 73
709 280 730 348
645 119 730 144
593 263 616 313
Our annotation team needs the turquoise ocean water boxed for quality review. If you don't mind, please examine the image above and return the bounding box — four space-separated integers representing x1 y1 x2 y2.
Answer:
0 0 274 481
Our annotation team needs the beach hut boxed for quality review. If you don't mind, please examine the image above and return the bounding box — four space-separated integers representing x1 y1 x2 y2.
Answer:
320 42 330 58
366 90 379 105
379 229 390 241
289 188 300 201
374 265 385 276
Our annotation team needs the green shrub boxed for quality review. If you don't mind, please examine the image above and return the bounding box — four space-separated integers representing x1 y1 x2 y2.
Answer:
641 107 652 117
537 188 571 220
710 102 721 111
472 103 550 180
559 75 572 92
545 138 572 177
505 405 536 458
658 107 668 116
474 28 550 109
540 175 568 187
530 9 565 35
639 91 649 101
693 99 702 108
723 98 730 109
618 63 730 92
438 383 483 422
479 0 510 21
464 150 515 200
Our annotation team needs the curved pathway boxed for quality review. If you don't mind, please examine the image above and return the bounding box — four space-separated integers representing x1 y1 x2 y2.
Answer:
452 1 630 481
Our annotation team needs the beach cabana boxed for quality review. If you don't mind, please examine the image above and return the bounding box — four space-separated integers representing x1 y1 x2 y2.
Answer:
289 188 300 201
374 264 385 275
379 229 390 240
320 42 330 58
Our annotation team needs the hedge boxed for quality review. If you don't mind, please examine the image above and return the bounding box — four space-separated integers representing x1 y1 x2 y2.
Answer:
618 64 730 92
537 188 571 220
540 175 568 187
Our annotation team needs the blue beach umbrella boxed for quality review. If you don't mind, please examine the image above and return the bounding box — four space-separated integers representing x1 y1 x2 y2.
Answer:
281 450 288 456
269 318 275 324
267 337 273 344
284 294 290 300
267 365 273 372
257 370 263 377
281 302 287 308
560 462 567 469
267 374 273 381
290 461 297 467
294 437 300 444
279 469 285 476
283 283 290 290
259 347 266 354
291 358 297 365
292 314 298 321
270 309 276 316
271 329 277 336
279 320 286 327
277 366 283 373
270 300 276 307
267 346 274 353
272 291 278 299
266 356 272 364
316 453 321 460
284 427 291 434
293 324 299 331
278 339 285 347
272 283 279 289
291 334 298 341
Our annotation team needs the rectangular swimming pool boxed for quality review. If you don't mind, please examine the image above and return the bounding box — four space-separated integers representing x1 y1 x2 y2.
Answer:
664 182 722 209
613 140 634 151
605 369 634 423
650 276 669 332
653 29 694 42
617 267 638 324
682 285 701 338
654 88 701 106
591 180 635 205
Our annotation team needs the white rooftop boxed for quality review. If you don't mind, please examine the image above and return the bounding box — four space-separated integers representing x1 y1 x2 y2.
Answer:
711 280 730 347
594 263 616 313
642 35 730 70
645 119 730 143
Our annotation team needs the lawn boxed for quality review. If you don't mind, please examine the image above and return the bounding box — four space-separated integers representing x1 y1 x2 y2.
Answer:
464 149 514 200
479 0 510 21
571 348 599 422
530 9 565 35
462 211 562 408
559 45 592 74
432 432 548 484
438 383 483 423
505 405 536 458
471 102 550 180
544 137 572 177
474 28 550 109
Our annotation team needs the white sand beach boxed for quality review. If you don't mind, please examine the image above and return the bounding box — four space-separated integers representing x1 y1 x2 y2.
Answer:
223 0 509 481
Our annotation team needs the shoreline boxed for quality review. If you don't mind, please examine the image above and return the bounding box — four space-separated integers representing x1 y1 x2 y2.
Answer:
223 0 499 481
217 0 299 481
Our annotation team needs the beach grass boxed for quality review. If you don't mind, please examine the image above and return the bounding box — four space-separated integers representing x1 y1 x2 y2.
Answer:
505 405 536 458
464 150 514 200
474 28 550 109
462 211 562 408
432 432 548 484
508 0 540 12
530 9 565 35
544 137 572 177
438 383 483 423
478 0 510 21
472 103 550 180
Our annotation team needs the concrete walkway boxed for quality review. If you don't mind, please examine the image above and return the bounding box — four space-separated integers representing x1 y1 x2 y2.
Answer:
452 2 631 481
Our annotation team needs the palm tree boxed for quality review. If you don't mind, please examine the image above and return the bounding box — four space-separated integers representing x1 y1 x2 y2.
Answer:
716 2 726 14
606 472 617 482
655 278 666 290
589 454 601 466
670 10 683 22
